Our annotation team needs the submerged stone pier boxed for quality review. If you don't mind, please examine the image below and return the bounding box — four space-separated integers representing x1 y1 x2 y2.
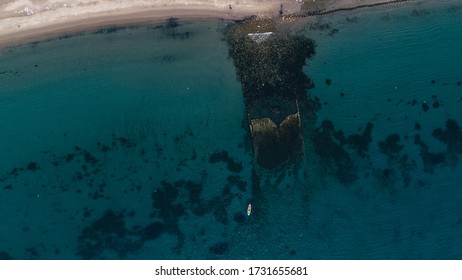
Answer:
226 18 316 170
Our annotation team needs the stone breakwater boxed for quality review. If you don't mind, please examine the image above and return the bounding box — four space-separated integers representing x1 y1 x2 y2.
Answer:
296 0 411 17
225 18 316 170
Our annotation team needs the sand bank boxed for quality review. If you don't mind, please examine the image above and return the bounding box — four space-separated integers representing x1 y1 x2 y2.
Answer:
0 0 416 48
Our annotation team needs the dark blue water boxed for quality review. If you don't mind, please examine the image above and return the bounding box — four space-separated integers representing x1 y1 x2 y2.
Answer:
1 1 462 259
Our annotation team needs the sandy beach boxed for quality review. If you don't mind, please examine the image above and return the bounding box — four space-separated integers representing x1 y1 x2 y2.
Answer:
0 0 293 47
0 0 416 48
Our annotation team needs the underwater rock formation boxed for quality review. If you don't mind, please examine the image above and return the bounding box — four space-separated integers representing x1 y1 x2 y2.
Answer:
226 18 316 169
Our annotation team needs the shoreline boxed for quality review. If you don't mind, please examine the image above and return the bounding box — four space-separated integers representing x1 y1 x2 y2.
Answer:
0 0 431 49
0 0 298 49
0 7 250 49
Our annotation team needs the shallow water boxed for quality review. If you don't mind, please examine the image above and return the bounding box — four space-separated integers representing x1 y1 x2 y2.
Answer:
1 1 462 259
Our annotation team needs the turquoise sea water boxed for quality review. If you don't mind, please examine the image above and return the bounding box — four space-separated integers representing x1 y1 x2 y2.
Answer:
1 1 462 259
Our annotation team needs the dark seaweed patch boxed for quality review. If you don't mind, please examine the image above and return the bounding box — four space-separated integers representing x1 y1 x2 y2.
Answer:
251 168 262 199
142 222 165 241
209 150 242 173
166 18 179 29
227 175 247 192
92 26 125 35
160 18 191 39
26 247 39 258
113 136 135 148
151 179 206 251
399 154 416 188
77 210 141 259
152 183 179 219
26 162 39 171
414 134 446 173
74 172 83 181
325 79 332 86
209 241 229 255
346 122 373 157
65 153 75 162
312 120 358 184
182 180 203 205
309 22 332 31
422 102 429 112
209 151 229 163
378 134 403 160
83 207 93 218
213 204 229 225
83 152 98 164
227 158 243 173
329 29 339 36
209 184 235 225
432 119 462 163
233 212 246 224
10 167 18 176
376 168 398 199
0 251 12 260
